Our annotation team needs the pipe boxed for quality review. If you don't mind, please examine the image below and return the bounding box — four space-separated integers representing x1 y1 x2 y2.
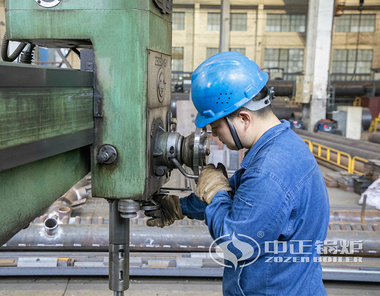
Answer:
295 129 380 155
333 81 380 97
296 134 380 160
368 133 380 145
44 217 58 236
4 220 380 257
43 173 91 224
266 80 380 97
1 33 27 62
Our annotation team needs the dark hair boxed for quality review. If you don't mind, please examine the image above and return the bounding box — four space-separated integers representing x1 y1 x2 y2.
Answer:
229 86 273 118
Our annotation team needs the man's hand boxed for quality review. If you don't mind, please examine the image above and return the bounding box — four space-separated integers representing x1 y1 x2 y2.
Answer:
145 195 184 228
195 163 231 204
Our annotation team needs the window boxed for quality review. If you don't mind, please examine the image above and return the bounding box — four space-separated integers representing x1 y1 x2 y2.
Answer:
229 48 246 56
335 14 376 32
206 47 219 59
331 49 373 80
230 13 247 31
266 14 306 32
172 47 184 72
264 48 304 80
208 13 220 31
172 12 185 30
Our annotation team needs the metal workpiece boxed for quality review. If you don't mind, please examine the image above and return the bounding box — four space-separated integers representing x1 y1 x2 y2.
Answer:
44 218 59 236
4 200 380 257
3 220 380 257
109 200 130 294
41 173 91 236
181 127 210 176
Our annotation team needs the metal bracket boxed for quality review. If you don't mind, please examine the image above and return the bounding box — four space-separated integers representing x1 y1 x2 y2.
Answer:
94 94 103 118
80 49 103 118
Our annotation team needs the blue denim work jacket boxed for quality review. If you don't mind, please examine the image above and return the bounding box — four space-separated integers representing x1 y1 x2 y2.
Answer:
180 121 330 295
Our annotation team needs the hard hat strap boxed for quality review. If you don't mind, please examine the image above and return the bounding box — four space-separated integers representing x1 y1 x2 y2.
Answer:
225 117 244 150
243 87 275 111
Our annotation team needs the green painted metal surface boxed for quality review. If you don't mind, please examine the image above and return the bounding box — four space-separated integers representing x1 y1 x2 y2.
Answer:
6 0 172 199
0 148 90 245
0 88 93 149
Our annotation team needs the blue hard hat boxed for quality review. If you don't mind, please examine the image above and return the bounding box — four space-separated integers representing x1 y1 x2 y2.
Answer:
191 52 268 128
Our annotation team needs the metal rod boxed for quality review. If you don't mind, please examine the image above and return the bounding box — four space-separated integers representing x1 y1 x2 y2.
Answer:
109 200 129 294
171 158 198 179
361 194 368 224
55 48 72 69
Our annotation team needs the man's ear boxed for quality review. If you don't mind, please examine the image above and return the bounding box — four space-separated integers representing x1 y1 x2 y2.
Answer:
238 110 252 130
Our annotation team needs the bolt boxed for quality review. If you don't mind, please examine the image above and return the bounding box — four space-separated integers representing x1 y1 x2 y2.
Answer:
96 151 109 164
155 166 166 176
206 148 211 156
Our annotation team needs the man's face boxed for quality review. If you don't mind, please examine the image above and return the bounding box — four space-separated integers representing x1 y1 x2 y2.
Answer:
210 118 239 150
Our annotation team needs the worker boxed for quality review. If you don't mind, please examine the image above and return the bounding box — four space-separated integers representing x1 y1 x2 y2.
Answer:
146 52 330 295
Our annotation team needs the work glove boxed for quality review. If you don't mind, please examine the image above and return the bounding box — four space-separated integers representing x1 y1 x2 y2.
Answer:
195 163 231 204
145 195 184 228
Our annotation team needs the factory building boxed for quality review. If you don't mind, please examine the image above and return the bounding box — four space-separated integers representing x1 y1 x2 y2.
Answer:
0 1 380 295
172 0 380 79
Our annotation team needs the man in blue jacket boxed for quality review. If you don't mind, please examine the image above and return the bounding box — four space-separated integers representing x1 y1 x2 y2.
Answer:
147 52 330 295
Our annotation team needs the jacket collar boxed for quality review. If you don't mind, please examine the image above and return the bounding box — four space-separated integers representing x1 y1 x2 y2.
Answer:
240 120 290 169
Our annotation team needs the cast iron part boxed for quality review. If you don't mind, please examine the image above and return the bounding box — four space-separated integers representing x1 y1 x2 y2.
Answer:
153 126 209 179
97 145 118 165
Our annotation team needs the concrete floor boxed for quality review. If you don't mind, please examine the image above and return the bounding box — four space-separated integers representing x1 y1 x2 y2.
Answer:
1 277 380 296
319 165 365 209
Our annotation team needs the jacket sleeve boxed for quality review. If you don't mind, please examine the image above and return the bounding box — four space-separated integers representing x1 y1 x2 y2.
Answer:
180 193 208 220
205 169 294 245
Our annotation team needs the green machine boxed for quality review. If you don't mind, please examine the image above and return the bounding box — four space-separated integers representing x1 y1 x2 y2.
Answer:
1 0 208 295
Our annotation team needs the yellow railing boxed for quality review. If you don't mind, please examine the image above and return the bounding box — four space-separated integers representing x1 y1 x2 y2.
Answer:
350 156 368 175
303 139 312 151
304 140 367 175
353 96 361 106
369 112 380 133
